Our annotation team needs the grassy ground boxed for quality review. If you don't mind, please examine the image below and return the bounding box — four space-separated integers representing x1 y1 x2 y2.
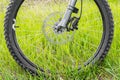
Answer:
0 0 120 80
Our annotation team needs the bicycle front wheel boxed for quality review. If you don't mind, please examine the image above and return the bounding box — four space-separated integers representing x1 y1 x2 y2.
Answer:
4 0 114 76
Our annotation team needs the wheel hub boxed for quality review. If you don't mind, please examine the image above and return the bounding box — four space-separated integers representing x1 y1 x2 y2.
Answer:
42 12 75 44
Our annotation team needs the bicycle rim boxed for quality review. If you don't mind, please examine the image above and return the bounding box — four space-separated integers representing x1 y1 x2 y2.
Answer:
12 0 104 74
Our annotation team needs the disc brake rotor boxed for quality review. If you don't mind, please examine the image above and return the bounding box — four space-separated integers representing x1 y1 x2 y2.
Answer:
42 12 75 44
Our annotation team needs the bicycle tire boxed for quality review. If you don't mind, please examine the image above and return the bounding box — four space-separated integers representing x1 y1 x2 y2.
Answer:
4 0 114 76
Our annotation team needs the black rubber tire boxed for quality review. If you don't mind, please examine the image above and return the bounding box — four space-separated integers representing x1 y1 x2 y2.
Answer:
4 0 114 75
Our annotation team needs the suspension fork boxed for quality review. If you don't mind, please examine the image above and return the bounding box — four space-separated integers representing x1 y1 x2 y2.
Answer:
57 0 77 28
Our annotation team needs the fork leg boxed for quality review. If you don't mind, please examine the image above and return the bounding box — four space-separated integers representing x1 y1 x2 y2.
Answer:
56 0 77 28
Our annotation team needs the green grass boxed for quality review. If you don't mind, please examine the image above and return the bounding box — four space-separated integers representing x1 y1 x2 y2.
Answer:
0 0 120 80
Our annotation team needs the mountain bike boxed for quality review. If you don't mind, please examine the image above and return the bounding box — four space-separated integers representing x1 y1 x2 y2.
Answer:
4 0 114 76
